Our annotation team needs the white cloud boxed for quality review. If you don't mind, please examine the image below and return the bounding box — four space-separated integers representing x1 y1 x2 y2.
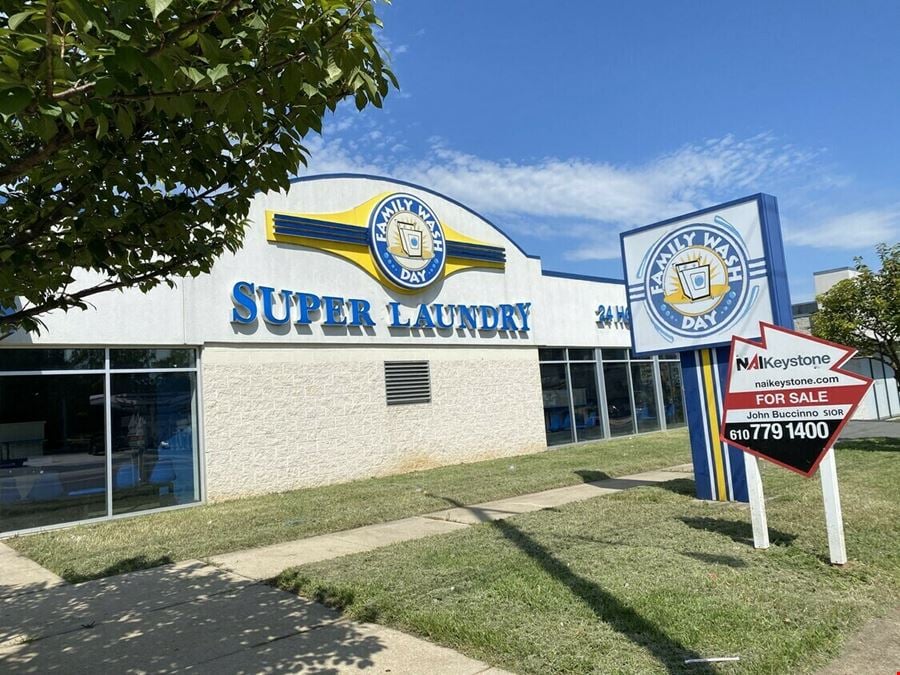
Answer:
301 130 819 260
784 207 900 249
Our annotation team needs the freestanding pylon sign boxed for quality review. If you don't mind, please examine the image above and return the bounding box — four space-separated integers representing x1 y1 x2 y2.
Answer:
622 195 865 564
620 194 793 506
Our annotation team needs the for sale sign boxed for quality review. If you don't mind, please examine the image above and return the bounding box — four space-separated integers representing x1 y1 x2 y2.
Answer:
721 322 873 476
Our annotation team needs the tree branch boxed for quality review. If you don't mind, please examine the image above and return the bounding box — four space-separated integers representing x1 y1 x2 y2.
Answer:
0 258 189 326
45 0 55 97
0 123 96 185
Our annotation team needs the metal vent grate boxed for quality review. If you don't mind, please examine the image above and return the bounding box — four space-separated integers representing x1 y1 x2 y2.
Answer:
384 360 431 406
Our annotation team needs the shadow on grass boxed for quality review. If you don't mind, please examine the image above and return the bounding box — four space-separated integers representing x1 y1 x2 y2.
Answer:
573 471 696 497
282 575 382 623
62 555 174 584
437 495 717 675
681 551 747 568
680 517 797 547
834 436 900 452
573 470 613 482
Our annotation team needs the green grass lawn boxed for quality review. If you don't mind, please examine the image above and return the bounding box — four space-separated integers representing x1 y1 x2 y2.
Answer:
276 436 900 674
6 429 689 582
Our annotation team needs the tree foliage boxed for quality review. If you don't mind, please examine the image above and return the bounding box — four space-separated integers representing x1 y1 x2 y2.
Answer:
0 0 396 333
812 243 900 376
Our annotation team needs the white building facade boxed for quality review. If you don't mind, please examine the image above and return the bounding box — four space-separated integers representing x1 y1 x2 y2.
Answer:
0 175 686 535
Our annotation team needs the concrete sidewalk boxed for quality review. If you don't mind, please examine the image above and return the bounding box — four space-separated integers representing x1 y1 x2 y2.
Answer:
0 560 507 674
209 465 694 580
0 541 64 599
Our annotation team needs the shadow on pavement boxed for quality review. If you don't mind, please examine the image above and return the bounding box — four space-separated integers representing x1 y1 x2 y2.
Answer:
0 561 387 673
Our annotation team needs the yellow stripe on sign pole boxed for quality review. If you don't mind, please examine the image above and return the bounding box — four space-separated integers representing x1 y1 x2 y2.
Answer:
700 348 728 500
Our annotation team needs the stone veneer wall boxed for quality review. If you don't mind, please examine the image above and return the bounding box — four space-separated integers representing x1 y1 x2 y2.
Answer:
201 345 547 500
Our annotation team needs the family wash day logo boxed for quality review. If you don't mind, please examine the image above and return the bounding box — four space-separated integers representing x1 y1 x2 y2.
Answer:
639 217 758 339
265 189 507 293
368 193 447 290
622 196 779 354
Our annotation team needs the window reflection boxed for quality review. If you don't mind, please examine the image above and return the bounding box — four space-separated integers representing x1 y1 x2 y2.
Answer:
603 362 634 436
110 349 196 370
0 349 104 372
111 372 198 514
0 375 106 533
631 362 660 433
569 363 603 441
540 363 572 445
659 361 686 428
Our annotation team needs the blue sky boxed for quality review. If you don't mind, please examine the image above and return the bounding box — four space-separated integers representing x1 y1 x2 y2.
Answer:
300 1 900 302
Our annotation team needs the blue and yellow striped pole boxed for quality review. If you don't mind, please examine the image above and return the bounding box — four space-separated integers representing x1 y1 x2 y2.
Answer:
681 345 749 502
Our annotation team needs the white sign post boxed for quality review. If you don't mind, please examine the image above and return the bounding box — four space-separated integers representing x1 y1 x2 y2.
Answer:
818 449 847 564
743 454 769 549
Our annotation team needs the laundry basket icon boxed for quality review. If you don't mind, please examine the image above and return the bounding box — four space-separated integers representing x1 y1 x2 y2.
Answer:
676 261 711 301
398 223 423 258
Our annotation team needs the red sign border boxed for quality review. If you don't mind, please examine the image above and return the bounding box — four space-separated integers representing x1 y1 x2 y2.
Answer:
719 321 874 477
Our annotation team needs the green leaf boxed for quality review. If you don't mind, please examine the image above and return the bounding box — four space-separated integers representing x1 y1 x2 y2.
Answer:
112 46 143 73
146 0 174 20
116 106 133 137
8 10 37 30
207 63 228 84
197 33 221 60
17 37 44 53
180 66 205 85
325 62 343 85
0 87 31 115
36 115 58 141
95 77 116 97
105 29 132 41
95 114 108 139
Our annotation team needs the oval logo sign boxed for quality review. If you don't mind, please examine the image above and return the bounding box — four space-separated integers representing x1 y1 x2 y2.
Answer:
644 222 750 337
368 193 446 290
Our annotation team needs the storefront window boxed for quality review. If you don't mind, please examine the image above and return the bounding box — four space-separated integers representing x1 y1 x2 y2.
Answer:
0 375 106 533
0 348 200 535
631 362 660 433
659 361 686 428
538 348 565 362
111 372 199 515
569 363 603 441
540 363 572 445
603 362 634 436
111 349 196 370
0 349 104 372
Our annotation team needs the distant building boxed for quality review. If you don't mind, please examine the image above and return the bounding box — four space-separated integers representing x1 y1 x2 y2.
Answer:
792 267 898 421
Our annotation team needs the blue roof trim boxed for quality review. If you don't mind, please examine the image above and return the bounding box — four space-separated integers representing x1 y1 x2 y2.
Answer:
540 270 625 285
288 173 542 260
